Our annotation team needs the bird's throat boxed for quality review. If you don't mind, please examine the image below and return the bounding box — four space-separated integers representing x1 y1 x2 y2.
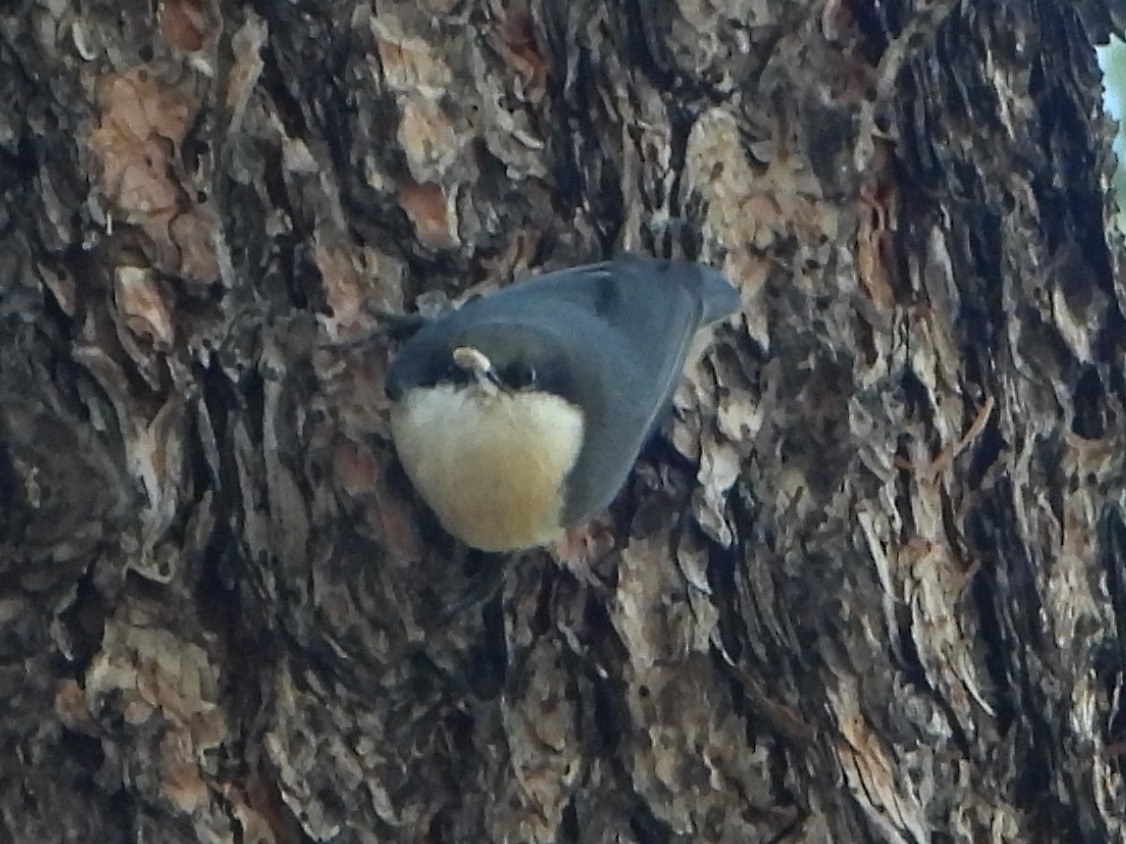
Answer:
390 385 585 551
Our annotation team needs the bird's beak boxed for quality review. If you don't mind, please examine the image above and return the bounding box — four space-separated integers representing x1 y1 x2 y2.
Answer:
452 346 501 391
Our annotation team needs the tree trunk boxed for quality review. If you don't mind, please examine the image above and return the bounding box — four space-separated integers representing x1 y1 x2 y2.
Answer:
2 0 1125 841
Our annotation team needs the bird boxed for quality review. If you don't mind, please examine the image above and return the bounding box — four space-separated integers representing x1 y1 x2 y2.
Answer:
383 253 740 552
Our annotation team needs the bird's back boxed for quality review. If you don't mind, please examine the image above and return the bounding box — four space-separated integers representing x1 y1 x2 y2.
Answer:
471 254 739 523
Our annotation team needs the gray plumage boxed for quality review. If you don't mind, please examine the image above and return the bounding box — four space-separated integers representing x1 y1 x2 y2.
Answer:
385 253 740 548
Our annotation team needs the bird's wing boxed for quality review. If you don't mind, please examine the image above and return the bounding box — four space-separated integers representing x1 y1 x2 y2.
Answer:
479 256 736 522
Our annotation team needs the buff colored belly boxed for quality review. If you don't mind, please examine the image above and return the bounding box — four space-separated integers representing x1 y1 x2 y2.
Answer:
390 385 585 552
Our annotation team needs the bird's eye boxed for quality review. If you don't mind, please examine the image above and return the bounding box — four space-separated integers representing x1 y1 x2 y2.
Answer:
502 362 537 389
442 360 467 383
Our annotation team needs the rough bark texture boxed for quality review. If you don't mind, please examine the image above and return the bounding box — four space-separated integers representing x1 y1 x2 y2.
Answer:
2 0 1126 842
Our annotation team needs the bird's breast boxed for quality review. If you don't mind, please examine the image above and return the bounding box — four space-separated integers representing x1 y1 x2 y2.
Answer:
390 385 585 551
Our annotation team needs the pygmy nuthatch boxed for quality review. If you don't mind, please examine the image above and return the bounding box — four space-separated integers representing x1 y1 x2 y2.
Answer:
384 254 740 552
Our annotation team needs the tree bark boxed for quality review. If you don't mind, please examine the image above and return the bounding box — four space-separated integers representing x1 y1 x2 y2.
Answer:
2 0 1125 842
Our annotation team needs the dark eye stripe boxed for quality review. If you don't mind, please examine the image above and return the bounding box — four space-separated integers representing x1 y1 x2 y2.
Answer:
501 363 536 389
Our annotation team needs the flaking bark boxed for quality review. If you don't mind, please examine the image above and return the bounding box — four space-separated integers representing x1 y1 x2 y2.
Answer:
1 0 1125 842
